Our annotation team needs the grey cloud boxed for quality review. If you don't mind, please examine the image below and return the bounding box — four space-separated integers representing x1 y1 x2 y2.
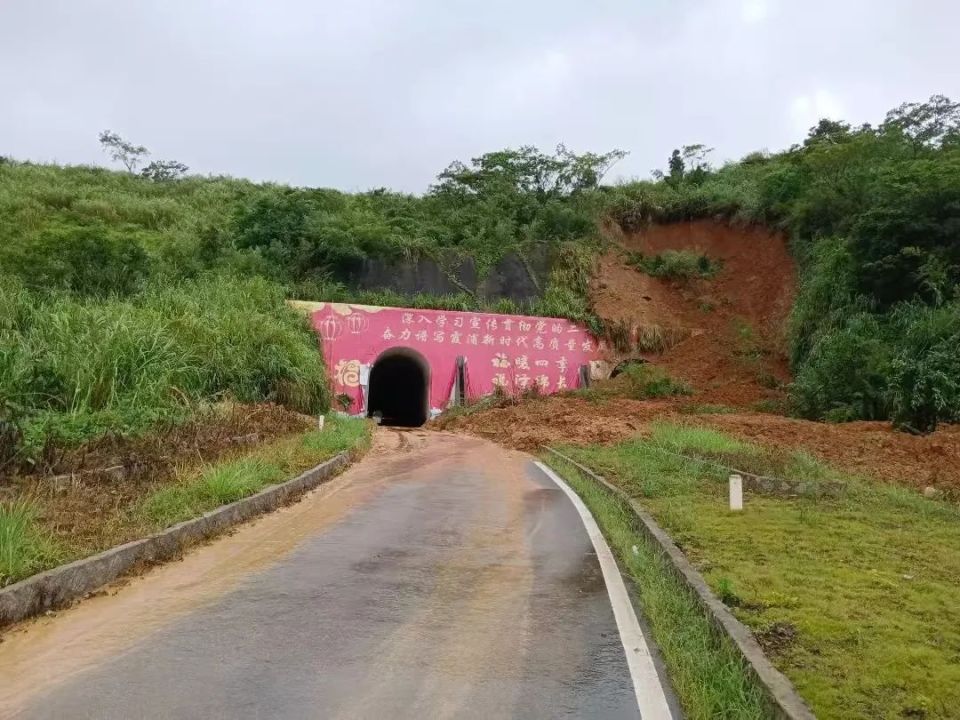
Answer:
1 0 957 192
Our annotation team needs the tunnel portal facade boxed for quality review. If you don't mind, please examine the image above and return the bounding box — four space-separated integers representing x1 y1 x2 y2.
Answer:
307 302 602 426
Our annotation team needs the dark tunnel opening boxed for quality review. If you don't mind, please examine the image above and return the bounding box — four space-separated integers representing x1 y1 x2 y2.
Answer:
367 349 430 427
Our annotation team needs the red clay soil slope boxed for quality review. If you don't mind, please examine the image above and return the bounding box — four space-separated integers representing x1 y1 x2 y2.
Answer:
593 220 796 407
436 220 960 494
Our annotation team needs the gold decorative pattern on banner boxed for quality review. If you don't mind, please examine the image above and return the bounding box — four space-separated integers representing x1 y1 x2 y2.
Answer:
334 359 362 387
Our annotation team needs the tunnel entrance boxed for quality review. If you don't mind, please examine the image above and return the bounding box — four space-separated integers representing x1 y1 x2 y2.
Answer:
367 348 430 427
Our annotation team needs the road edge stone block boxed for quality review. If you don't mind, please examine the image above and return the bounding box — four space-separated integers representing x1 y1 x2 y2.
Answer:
543 446 817 720
0 452 350 629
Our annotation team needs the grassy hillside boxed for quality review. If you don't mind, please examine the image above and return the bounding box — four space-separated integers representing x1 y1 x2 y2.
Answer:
0 276 329 470
0 147 615 319
0 146 616 466
1 93 959 459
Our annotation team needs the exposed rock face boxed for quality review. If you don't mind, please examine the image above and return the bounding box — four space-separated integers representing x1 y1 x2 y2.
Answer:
347 247 552 303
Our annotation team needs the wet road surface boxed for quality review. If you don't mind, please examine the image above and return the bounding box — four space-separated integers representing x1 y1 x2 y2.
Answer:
2 431 674 719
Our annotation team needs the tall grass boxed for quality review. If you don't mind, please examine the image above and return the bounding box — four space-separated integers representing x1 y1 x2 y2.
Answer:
138 416 369 528
0 274 329 463
0 500 61 585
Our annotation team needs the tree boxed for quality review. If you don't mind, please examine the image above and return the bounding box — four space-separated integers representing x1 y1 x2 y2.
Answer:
432 146 626 198
141 159 189 182
804 119 853 147
883 94 960 148
667 149 684 183
662 145 713 185
681 144 714 184
554 144 628 191
681 144 713 169
98 130 149 172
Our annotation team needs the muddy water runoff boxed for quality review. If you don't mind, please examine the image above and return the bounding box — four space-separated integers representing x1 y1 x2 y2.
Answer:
2 430 642 719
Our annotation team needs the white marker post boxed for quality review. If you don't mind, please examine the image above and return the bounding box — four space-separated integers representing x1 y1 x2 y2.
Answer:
317 414 325 431
729 474 743 511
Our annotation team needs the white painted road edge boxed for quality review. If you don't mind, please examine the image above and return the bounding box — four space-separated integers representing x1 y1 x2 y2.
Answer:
535 461 675 720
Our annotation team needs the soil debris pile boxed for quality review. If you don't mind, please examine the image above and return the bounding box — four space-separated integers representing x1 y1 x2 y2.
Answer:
434 394 960 494
594 219 795 407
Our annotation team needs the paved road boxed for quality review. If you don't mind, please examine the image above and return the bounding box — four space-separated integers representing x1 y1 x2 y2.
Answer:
2 431 675 719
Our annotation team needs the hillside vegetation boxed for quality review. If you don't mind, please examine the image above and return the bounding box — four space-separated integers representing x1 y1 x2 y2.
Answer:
1 94 958 467
0 277 329 470
0 145 618 467
0 145 618 318
607 95 960 431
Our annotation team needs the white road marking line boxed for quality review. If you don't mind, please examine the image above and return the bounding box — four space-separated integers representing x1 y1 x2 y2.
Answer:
535 461 675 720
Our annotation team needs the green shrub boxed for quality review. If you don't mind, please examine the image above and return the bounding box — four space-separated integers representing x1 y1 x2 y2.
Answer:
622 365 693 399
628 249 720 279
888 302 960 432
790 314 892 421
2 223 151 297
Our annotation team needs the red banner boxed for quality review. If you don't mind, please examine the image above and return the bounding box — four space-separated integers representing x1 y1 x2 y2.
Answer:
308 303 602 415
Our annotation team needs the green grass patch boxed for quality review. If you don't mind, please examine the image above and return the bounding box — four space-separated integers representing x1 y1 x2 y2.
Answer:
621 365 693 399
628 249 721 279
678 403 737 415
139 457 284 527
544 453 772 719
551 365 693 407
557 424 960 720
138 415 370 528
649 422 750 454
0 416 370 587
0 500 63 586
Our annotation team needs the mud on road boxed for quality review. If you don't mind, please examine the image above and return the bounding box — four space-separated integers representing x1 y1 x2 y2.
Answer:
2 429 658 719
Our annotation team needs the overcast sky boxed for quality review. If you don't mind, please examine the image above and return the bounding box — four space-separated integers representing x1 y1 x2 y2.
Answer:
1 0 957 192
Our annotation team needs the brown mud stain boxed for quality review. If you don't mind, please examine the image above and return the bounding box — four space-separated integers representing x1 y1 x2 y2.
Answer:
0 429 471 715
332 438 537 720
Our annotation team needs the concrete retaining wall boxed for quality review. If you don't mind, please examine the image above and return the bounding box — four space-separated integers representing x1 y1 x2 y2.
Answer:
543 446 816 720
0 452 350 629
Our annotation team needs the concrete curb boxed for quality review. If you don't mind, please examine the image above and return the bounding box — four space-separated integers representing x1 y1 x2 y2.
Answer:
0 452 351 630
543 446 816 720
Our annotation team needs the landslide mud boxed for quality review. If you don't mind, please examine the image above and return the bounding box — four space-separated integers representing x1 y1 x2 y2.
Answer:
595 219 795 407
436 394 960 493
0 429 425 713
